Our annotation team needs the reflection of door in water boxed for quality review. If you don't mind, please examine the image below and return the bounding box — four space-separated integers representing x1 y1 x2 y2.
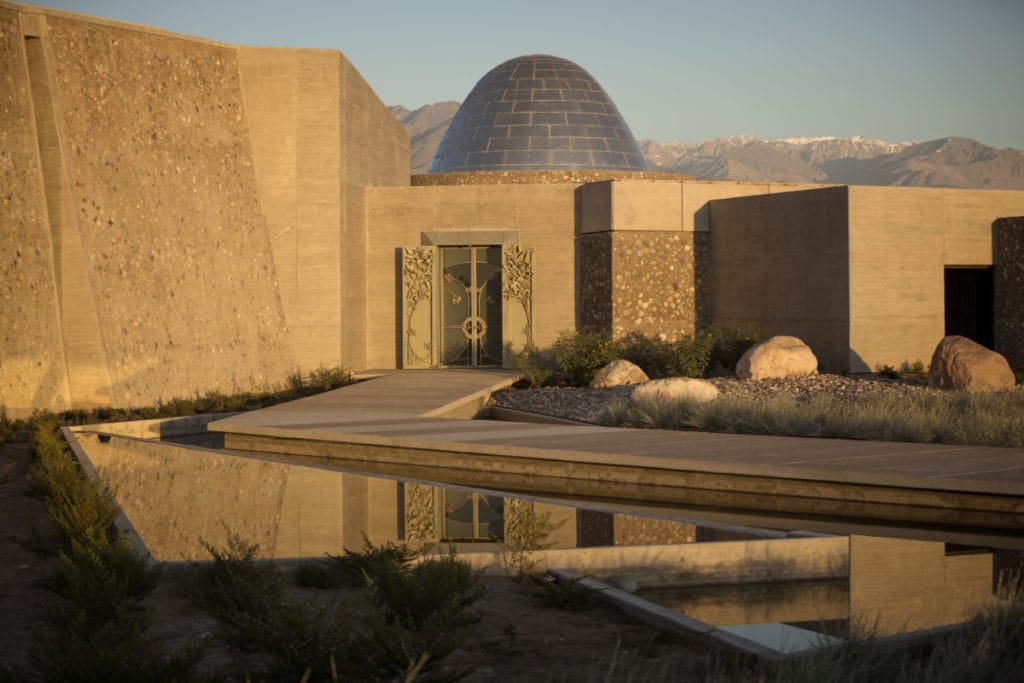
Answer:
441 490 504 542
441 246 502 366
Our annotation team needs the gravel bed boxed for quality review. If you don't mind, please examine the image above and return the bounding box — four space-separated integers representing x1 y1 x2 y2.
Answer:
488 374 947 424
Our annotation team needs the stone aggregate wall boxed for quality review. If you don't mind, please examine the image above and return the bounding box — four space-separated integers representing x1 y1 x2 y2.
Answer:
0 7 71 414
610 230 707 339
995 217 1024 370
576 233 612 332
613 515 697 545
412 169 687 186
577 230 707 339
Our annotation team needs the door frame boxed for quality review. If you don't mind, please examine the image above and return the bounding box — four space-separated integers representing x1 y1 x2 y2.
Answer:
401 231 533 369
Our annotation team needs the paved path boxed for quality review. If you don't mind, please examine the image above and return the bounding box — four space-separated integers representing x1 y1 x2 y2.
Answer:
210 370 1024 543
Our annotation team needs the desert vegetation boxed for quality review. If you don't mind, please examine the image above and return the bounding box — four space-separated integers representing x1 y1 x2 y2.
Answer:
760 579 1024 682
511 325 764 387
606 386 1024 448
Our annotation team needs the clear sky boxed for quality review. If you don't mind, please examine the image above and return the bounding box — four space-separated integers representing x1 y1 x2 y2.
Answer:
29 0 1024 148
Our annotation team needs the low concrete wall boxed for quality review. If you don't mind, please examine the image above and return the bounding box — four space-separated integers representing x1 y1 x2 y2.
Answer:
456 536 849 581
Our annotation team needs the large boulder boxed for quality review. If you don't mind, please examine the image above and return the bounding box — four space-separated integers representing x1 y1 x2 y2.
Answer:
927 336 1015 392
736 336 818 380
630 378 720 407
590 359 649 388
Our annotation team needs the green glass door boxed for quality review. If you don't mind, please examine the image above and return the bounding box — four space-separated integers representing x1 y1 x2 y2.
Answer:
441 246 502 366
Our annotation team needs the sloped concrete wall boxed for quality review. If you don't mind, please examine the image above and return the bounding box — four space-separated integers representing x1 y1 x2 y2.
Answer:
0 5 71 414
0 2 408 416
42 12 294 407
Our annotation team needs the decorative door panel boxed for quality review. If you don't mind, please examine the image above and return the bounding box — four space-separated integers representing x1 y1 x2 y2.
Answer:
401 246 436 368
501 245 534 364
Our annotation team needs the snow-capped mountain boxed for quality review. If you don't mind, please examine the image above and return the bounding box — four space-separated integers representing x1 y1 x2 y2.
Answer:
393 102 1024 189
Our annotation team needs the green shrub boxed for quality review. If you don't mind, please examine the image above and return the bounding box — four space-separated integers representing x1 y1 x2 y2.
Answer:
183 530 286 618
372 548 483 630
619 332 713 379
902 359 928 380
43 537 159 627
508 343 555 387
618 332 668 377
294 559 340 589
0 461 15 486
330 536 418 588
29 608 204 683
552 331 620 386
500 500 563 580
187 536 477 681
707 323 765 371
28 418 121 552
0 406 13 445
26 416 198 683
876 364 900 379
533 575 596 611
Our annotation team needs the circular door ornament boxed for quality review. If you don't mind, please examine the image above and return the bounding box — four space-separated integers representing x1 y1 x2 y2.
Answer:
461 316 487 339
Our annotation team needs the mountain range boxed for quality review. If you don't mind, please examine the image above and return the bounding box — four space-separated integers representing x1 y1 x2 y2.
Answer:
391 102 1024 189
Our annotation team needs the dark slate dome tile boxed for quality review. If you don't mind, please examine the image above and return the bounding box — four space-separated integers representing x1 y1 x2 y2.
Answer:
429 54 648 173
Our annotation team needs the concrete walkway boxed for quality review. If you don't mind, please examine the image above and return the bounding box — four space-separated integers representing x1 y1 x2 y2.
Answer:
210 370 1024 544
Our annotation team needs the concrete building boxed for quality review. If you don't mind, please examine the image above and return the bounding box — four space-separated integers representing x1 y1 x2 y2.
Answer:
2 0 1022 416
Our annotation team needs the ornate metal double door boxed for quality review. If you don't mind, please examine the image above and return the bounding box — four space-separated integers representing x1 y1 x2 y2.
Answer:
441 246 502 366
401 243 533 369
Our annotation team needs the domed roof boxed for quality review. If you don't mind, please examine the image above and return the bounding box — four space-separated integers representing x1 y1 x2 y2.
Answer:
429 55 648 173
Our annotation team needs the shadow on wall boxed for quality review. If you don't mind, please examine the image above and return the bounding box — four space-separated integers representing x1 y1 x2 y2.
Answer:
394 247 404 368
848 348 870 374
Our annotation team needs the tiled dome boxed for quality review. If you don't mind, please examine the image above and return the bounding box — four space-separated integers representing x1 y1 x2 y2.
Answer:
429 55 648 173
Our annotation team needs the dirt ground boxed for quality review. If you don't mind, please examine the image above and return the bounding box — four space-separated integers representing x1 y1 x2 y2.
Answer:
0 439 724 681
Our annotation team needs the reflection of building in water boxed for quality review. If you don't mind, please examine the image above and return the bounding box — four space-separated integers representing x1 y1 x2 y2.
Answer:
401 482 695 549
75 430 694 558
74 431 998 639
639 535 995 638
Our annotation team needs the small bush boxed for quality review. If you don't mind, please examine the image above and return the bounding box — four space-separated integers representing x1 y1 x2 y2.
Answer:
43 537 159 627
500 501 563 580
29 608 204 683
188 536 478 681
508 343 555 387
372 549 483 628
28 418 121 552
902 359 928 380
183 529 286 620
0 461 15 485
330 536 418 588
294 559 340 589
533 574 597 611
876 364 900 379
707 323 765 371
552 331 620 386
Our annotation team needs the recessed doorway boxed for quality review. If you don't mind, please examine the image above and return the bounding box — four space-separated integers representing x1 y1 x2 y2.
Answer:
944 267 994 349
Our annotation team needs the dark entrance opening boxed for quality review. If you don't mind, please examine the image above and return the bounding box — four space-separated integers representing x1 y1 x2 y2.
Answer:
944 268 994 349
